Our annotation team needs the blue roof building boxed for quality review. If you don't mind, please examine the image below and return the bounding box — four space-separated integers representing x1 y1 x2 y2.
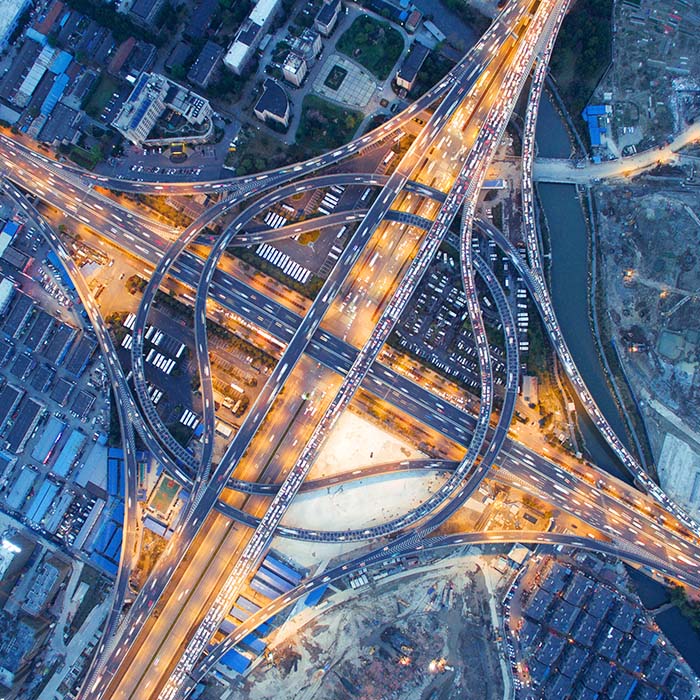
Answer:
52 429 86 477
40 73 70 116
220 649 251 674
304 584 328 607
582 104 610 148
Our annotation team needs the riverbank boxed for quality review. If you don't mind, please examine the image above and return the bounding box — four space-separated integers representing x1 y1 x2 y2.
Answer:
536 90 700 680
627 567 700 679
535 90 655 479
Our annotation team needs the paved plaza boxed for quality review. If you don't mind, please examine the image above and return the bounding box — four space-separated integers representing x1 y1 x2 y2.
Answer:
313 54 378 108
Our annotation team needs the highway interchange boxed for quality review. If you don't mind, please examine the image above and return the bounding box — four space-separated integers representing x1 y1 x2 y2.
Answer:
1 0 700 697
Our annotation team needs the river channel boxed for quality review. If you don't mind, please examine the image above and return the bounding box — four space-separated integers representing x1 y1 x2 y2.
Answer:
535 94 630 481
535 93 700 672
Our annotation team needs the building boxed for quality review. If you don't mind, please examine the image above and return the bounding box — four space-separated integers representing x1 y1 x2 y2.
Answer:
581 104 612 148
315 0 341 36
129 0 165 27
33 0 64 36
165 41 192 74
22 558 65 616
0 278 13 315
5 396 44 454
254 78 290 128
184 0 219 41
0 220 19 256
423 19 445 43
108 37 136 75
223 0 281 76
13 44 58 108
290 28 322 63
0 0 31 51
38 103 81 145
187 40 223 88
395 41 429 92
282 52 307 87
111 72 166 145
112 72 213 147
521 374 538 405
405 8 421 33
0 617 42 689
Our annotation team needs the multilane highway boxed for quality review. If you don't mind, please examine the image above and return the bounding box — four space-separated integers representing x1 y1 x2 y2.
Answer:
158 3 570 697
135 0 542 505
1 0 695 696
83 4 568 696
9 131 700 559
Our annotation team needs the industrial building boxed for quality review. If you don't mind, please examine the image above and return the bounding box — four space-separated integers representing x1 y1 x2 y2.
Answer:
64 334 96 378
30 415 65 465
51 429 86 478
0 278 14 316
223 0 281 76
1 291 33 339
4 396 43 454
581 104 612 148
42 323 76 366
0 220 20 258
0 384 23 433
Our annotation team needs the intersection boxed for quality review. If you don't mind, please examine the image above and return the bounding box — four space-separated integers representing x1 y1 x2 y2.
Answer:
1 1 699 698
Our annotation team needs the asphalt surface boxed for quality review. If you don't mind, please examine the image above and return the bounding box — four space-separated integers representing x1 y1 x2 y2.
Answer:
3 0 698 696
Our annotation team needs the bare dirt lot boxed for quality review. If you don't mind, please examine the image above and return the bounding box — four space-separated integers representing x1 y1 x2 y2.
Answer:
232 553 508 700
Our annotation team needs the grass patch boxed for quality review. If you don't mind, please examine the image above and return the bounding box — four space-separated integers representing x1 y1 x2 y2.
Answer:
83 74 118 118
550 0 613 128
297 94 363 152
324 64 348 91
69 145 100 170
228 127 309 175
337 15 403 81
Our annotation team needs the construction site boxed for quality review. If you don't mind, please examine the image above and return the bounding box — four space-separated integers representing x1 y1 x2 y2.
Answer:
228 550 511 700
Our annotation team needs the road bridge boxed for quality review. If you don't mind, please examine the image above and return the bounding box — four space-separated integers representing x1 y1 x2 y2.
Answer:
533 122 700 183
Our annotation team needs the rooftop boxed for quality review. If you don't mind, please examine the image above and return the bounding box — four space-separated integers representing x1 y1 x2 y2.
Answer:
255 78 289 120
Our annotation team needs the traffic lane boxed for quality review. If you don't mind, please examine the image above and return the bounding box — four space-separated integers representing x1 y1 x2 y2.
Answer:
157 28 525 687
103 514 240 699
133 172 386 482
